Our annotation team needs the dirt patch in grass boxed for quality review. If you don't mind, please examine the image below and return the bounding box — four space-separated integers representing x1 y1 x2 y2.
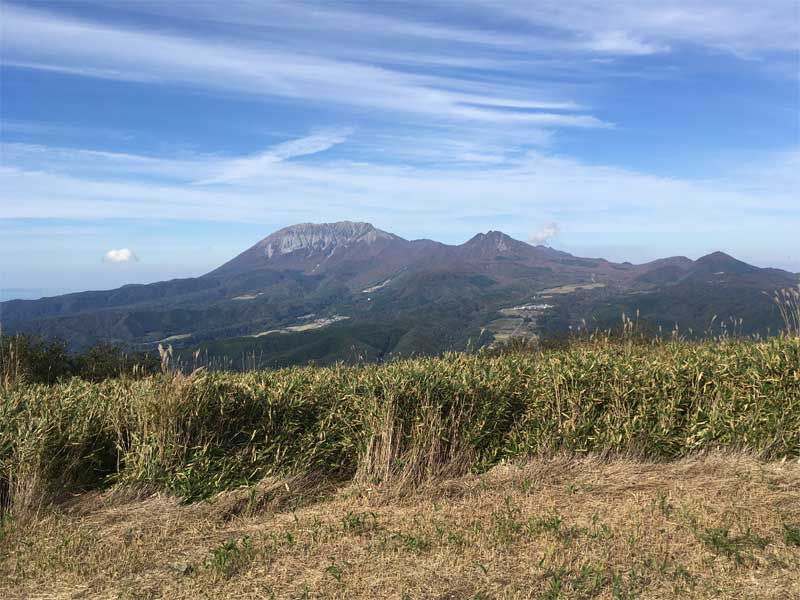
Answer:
2 453 798 599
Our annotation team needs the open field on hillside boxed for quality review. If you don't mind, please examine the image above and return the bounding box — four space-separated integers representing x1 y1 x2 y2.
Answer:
252 316 351 338
536 283 607 296
1 336 799 597
2 454 799 599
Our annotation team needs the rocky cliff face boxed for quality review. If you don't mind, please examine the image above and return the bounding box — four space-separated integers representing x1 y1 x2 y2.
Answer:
208 221 404 275
256 222 397 258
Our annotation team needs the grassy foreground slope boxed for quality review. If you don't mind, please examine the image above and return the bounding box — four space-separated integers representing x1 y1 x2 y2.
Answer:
1 337 799 597
2 454 799 599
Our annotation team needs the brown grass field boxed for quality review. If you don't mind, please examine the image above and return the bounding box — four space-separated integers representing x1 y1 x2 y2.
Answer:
2 453 799 599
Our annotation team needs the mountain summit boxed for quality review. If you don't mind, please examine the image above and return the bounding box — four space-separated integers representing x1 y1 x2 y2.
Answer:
210 221 402 276
689 251 758 276
458 230 577 264
259 222 397 258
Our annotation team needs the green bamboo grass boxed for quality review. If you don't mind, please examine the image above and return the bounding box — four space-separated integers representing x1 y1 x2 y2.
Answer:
1 337 799 514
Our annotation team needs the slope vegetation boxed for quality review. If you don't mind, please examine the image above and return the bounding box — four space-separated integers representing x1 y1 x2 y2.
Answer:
2 336 799 598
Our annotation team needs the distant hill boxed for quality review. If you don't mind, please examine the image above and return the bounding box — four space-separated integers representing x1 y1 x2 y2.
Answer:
2 221 796 367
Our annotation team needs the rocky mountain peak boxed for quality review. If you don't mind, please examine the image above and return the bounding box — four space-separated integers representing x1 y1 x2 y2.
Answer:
257 221 396 258
465 230 516 252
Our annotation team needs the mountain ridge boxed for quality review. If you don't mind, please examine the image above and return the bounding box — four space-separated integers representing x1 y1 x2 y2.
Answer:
2 222 796 365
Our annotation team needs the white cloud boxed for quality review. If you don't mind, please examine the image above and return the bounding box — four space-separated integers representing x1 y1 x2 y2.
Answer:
491 0 799 57
2 143 797 239
0 1 793 153
530 222 560 245
0 5 605 127
103 248 138 263
110 0 799 58
197 129 353 184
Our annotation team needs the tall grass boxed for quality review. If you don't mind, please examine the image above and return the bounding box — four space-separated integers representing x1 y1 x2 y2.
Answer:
0 334 159 386
1 336 798 517
774 286 800 338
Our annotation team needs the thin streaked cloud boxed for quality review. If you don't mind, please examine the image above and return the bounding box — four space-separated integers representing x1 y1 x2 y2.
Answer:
0 5 605 127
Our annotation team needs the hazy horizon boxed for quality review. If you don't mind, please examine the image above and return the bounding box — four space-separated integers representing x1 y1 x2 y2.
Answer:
2 1 798 298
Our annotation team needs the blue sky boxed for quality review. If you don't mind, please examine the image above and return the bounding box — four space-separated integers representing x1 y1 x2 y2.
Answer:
1 0 798 299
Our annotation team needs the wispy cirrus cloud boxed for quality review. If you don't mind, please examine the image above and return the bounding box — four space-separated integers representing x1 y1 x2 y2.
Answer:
486 0 800 57
196 128 353 184
0 5 603 128
2 141 797 238
97 0 798 58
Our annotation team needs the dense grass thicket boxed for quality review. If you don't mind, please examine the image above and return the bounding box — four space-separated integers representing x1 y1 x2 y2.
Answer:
1 336 799 515
0 334 160 384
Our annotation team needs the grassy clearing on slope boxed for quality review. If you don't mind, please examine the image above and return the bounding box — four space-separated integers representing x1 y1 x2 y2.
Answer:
1 337 798 516
1 454 798 599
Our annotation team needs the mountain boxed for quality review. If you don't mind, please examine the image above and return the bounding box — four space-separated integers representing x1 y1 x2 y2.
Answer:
689 251 757 276
212 222 406 276
2 222 796 367
584 250 797 337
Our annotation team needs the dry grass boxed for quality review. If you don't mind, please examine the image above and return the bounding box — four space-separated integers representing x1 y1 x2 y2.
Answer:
774 287 800 337
2 453 798 599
